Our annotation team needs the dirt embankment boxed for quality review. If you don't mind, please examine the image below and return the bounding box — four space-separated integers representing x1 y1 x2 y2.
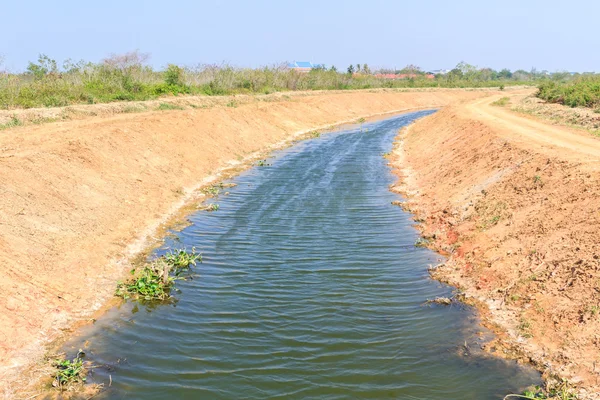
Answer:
0 89 489 397
392 93 600 398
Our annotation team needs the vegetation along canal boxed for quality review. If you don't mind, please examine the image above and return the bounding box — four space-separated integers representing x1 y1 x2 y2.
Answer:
64 111 540 399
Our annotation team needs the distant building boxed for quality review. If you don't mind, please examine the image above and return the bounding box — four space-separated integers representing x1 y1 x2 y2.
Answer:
428 69 451 75
375 73 435 80
288 61 322 73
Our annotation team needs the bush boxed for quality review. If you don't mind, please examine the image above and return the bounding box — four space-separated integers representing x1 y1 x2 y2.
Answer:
537 76 600 108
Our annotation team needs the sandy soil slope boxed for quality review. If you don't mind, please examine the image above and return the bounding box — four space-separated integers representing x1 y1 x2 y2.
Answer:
0 89 489 397
393 92 600 398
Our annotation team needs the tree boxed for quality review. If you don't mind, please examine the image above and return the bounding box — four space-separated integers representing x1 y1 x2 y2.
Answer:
362 64 371 74
398 64 422 75
498 68 513 79
102 50 150 72
356 64 361 73
26 54 59 79
164 64 185 86
347 64 355 74
329 65 338 72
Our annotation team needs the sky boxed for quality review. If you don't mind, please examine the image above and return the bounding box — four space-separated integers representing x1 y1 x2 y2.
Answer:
1 0 598 73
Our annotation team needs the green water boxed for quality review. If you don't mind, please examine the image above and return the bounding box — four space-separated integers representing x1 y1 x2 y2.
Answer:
64 111 539 399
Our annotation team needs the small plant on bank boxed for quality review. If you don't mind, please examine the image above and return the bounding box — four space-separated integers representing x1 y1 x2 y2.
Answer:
256 159 270 167
156 102 185 111
116 248 201 301
505 379 578 400
53 349 86 390
203 183 223 197
206 203 220 211
492 97 510 107
310 130 320 138
0 115 23 130
357 117 366 124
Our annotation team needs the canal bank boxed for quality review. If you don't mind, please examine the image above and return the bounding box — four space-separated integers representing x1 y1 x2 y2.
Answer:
392 94 600 399
1 89 491 398
58 112 540 399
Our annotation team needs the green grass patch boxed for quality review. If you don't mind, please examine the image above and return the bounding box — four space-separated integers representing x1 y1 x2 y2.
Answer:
0 115 23 130
116 248 201 301
156 102 185 111
492 96 510 106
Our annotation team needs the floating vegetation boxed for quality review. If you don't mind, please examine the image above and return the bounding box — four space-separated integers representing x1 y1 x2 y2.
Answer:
206 203 220 211
52 349 87 390
256 159 271 167
116 248 201 301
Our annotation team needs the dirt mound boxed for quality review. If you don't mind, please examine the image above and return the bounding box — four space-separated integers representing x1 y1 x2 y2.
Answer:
393 97 600 398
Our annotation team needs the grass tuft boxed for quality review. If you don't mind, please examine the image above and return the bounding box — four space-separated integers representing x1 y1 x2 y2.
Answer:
492 97 510 106
0 115 23 130
156 102 185 111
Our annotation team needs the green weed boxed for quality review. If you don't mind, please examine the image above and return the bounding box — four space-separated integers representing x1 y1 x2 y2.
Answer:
256 159 270 167
203 184 224 197
156 102 184 111
517 318 533 338
0 115 23 130
505 380 578 399
492 97 510 106
226 100 238 108
53 350 86 390
116 248 201 301
206 203 220 211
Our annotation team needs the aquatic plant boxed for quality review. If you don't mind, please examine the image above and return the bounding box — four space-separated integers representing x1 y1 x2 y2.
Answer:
53 349 86 389
256 159 270 167
116 248 201 301
206 203 220 211
504 380 578 399
203 183 223 197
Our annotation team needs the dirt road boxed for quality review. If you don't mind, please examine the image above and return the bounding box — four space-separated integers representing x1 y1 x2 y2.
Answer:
0 89 490 398
464 93 600 163
395 92 600 398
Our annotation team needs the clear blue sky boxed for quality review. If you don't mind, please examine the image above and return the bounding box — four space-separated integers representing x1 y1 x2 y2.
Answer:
1 0 598 72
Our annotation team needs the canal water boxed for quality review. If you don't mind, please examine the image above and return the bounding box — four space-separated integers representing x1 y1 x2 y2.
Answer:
65 111 539 399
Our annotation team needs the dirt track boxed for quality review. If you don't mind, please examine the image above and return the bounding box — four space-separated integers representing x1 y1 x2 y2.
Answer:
465 94 600 162
0 89 490 398
394 91 600 398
